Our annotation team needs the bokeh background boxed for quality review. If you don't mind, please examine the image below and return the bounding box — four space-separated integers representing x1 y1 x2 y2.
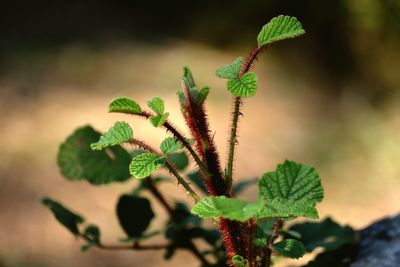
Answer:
1 1 400 266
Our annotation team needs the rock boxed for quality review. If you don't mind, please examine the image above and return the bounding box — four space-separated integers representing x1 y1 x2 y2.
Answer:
350 214 400 267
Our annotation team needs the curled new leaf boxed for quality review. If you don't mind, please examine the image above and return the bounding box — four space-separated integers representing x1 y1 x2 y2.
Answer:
109 97 142 114
147 97 165 116
42 198 84 235
191 196 260 222
257 15 305 47
129 153 166 179
216 57 243 80
117 195 155 238
272 239 306 259
227 72 257 97
160 137 183 154
90 121 133 150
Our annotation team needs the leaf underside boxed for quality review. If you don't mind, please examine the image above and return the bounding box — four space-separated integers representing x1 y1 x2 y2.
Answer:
227 72 257 97
160 137 183 154
130 153 166 179
216 57 243 80
91 121 133 150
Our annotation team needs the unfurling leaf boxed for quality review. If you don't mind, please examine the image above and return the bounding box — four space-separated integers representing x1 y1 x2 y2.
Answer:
109 97 142 114
42 198 84 235
257 15 305 47
272 239 306 259
191 196 260 222
147 97 165 116
227 72 257 97
216 57 243 80
160 137 183 154
90 121 133 150
129 153 166 179
116 195 155 238
149 112 169 127
57 126 131 184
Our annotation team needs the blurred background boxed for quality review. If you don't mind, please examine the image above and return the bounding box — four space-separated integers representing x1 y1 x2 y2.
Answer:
1 1 399 266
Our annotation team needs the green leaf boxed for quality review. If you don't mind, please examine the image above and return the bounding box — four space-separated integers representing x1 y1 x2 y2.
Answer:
257 198 319 220
288 217 356 253
272 239 306 259
257 15 305 47
168 152 189 171
81 224 101 252
83 224 101 245
191 196 260 222
232 255 247 267
109 97 142 114
198 87 210 103
160 137 183 154
147 97 165 115
42 198 84 235
129 153 166 179
216 57 243 80
187 171 207 194
227 72 257 97
149 112 169 127
90 121 133 150
57 126 132 184
258 160 323 209
116 195 155 238
183 66 196 89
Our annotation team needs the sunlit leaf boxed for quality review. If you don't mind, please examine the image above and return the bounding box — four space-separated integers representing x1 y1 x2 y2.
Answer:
90 121 132 150
109 97 142 114
257 15 305 47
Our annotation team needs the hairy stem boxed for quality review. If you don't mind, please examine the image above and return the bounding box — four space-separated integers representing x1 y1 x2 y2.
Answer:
225 47 263 194
263 219 283 267
130 138 200 203
247 219 257 267
137 111 210 175
225 96 242 191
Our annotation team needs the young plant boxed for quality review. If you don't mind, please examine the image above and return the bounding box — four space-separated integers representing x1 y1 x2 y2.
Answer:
43 15 355 267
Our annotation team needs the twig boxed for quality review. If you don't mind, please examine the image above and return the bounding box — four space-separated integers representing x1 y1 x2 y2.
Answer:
262 219 283 267
129 138 200 203
136 111 210 176
225 47 263 193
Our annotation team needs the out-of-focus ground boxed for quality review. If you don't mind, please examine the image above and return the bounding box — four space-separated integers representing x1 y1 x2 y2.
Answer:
1 1 400 266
